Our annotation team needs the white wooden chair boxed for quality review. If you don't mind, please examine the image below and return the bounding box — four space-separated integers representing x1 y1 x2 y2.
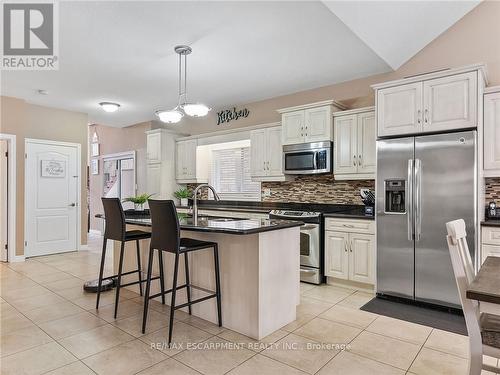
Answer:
446 219 500 374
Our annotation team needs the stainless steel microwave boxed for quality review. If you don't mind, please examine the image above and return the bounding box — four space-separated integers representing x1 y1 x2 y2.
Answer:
283 141 332 175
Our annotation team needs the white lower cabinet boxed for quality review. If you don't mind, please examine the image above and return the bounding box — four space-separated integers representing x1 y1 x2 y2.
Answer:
325 218 375 285
348 233 375 284
325 231 349 280
481 225 500 264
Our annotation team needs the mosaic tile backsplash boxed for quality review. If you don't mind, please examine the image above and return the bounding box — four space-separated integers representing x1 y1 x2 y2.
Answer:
262 175 374 204
485 177 500 205
188 175 375 204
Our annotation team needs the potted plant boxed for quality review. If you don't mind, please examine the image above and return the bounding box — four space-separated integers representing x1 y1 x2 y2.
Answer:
122 193 153 212
174 188 191 207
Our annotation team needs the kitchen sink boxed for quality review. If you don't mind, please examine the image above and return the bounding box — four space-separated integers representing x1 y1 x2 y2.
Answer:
207 217 244 222
196 216 246 222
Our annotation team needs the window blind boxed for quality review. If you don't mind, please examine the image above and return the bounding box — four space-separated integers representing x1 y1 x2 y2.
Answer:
210 147 261 201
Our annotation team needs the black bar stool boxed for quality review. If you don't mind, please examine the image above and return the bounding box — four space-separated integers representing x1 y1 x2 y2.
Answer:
97 198 162 319
142 199 222 344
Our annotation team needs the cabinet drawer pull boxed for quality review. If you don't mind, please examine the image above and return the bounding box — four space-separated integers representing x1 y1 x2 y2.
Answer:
424 109 429 123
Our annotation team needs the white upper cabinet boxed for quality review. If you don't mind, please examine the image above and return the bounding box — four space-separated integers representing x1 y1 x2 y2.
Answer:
333 114 357 175
250 126 287 181
333 107 376 180
250 129 267 177
484 88 500 176
146 129 182 200
146 131 163 163
278 100 347 146
267 126 284 177
281 111 305 145
176 139 206 183
357 111 376 175
374 66 485 138
304 106 332 143
377 82 423 137
423 71 477 133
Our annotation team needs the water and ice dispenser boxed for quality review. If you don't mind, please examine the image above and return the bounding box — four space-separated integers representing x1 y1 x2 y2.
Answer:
385 180 406 213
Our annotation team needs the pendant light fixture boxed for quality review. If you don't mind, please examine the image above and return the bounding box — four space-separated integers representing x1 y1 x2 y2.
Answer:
156 45 211 123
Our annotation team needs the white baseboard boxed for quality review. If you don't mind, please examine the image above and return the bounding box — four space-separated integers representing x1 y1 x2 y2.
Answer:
79 244 90 251
9 255 25 262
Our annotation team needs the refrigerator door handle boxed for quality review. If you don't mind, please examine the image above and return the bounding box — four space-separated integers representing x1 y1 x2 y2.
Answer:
407 159 414 241
415 158 422 241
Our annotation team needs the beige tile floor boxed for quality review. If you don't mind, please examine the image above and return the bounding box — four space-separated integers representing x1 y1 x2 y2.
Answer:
0 233 498 375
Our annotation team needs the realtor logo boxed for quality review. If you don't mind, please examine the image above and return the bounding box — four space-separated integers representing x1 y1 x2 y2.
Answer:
1 1 59 70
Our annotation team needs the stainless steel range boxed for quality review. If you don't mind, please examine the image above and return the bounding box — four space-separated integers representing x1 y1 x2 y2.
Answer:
269 210 322 284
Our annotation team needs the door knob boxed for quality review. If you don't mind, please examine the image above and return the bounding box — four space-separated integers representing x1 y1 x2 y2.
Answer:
69 203 76 207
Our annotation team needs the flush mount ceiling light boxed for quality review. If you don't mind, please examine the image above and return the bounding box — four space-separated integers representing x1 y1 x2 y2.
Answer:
155 45 211 124
99 102 121 113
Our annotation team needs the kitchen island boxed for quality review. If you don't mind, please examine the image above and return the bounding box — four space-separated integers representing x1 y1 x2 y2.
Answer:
112 214 302 340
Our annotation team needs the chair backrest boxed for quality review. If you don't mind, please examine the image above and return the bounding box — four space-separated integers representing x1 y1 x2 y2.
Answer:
102 197 126 241
148 199 180 253
446 219 481 347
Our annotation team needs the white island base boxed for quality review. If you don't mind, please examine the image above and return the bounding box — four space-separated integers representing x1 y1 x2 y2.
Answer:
115 224 300 340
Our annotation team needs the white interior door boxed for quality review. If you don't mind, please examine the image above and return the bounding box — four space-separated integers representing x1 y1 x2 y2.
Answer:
25 141 79 257
0 140 8 261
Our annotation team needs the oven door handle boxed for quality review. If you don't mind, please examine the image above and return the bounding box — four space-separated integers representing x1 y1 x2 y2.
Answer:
300 268 317 275
300 224 319 231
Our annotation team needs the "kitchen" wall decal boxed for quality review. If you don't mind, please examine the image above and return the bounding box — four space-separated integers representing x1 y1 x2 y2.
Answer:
217 107 250 125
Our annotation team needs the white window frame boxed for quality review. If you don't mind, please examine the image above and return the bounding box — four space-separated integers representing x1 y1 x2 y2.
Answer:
208 141 261 202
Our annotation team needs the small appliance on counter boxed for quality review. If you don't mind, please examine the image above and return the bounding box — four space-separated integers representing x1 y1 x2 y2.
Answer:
360 188 375 216
487 201 500 219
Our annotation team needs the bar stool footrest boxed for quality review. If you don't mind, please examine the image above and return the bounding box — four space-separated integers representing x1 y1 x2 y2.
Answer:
174 294 217 310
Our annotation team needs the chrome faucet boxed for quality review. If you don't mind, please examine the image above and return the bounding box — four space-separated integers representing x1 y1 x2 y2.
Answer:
193 184 220 223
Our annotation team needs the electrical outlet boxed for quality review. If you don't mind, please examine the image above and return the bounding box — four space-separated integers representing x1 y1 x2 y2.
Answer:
263 188 271 197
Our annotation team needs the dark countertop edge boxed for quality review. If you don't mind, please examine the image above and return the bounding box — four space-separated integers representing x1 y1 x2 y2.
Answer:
124 219 303 235
176 205 270 214
323 212 375 220
481 220 500 227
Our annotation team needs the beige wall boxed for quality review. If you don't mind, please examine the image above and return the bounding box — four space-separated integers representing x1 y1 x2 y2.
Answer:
88 122 152 231
168 1 500 135
0 96 89 256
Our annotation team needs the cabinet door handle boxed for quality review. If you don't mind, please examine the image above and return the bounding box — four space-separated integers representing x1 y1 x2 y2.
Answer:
353 155 357 166
263 161 266 170
417 110 422 124
350 239 353 252
358 154 362 166
424 109 429 124
267 161 270 170
344 241 348 252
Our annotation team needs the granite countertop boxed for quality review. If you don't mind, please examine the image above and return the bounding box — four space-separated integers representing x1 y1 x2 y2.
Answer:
323 207 375 220
176 200 375 220
481 220 500 227
124 215 302 235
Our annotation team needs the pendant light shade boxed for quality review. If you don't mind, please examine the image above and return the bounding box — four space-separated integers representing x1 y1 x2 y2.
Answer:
156 45 210 123
155 109 183 123
182 103 211 117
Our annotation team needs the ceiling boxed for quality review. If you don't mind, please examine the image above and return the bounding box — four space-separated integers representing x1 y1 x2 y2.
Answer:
1 1 479 127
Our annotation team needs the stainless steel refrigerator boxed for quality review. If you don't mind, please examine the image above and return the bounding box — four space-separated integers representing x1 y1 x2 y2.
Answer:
376 130 477 308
